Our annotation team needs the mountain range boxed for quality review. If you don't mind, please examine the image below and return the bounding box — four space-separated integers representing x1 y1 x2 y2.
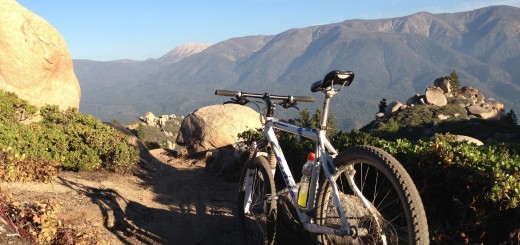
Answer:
74 5 520 130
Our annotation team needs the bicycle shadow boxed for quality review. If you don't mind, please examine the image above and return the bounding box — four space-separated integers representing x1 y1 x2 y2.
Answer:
56 147 238 244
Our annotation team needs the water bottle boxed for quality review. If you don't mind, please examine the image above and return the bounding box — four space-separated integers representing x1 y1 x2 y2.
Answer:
298 152 315 208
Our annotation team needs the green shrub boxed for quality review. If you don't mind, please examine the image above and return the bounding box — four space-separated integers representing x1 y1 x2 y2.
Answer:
433 103 467 118
162 120 181 136
133 124 176 149
0 90 38 122
0 91 139 178
331 130 520 243
394 105 435 127
0 146 60 182
39 105 139 171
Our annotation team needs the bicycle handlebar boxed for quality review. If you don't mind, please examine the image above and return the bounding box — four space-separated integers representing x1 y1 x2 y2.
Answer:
215 90 315 103
215 90 239 97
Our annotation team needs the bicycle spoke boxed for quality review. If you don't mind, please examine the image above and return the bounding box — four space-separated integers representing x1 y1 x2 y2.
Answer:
387 211 405 224
374 186 394 210
361 163 369 192
371 170 379 202
376 196 400 212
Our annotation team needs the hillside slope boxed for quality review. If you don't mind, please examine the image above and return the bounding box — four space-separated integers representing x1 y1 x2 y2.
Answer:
75 5 520 129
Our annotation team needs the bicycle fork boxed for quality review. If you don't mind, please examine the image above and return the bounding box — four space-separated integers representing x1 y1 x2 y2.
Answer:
305 152 360 237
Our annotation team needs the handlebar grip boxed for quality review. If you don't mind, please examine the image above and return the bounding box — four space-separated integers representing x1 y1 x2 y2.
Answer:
294 96 315 103
215 90 239 97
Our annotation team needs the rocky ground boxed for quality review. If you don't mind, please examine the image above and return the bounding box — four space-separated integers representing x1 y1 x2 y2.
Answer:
0 148 239 244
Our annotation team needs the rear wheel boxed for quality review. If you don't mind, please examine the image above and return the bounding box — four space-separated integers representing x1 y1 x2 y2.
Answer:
315 145 429 244
237 155 277 245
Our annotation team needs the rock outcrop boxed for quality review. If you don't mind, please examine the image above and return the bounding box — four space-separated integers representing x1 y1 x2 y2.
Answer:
0 0 81 110
383 76 506 120
176 104 263 155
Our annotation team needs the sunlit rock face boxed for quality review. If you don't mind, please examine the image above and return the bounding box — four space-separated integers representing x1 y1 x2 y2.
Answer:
0 0 81 110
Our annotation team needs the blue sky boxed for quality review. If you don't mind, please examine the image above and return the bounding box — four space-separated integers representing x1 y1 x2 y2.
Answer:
17 0 520 61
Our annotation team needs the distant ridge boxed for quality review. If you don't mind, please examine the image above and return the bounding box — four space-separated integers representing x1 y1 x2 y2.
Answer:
75 5 520 129
158 43 213 63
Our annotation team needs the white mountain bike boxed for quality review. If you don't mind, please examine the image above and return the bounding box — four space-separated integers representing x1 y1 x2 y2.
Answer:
215 70 429 244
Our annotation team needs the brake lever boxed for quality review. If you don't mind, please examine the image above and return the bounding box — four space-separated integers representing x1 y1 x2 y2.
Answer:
282 101 299 111
224 98 249 105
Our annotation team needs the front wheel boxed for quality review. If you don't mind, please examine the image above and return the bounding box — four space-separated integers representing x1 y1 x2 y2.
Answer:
315 145 429 244
237 155 277 245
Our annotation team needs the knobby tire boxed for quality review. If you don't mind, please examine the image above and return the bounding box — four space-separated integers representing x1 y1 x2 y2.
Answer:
315 145 429 245
237 155 278 245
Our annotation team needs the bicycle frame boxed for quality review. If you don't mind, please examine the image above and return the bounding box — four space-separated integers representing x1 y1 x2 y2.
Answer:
222 71 427 242
243 90 362 237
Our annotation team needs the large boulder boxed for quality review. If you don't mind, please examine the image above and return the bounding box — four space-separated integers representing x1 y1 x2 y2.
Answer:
454 135 484 146
176 104 263 155
142 111 157 125
0 0 81 110
405 94 421 106
466 105 500 120
424 87 447 106
486 100 505 111
433 77 451 93
461 86 479 104
385 101 403 116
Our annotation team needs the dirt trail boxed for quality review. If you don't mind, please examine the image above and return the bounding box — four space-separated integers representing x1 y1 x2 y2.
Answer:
1 149 239 244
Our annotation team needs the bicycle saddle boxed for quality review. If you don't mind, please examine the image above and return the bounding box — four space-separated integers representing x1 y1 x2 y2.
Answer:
311 70 355 92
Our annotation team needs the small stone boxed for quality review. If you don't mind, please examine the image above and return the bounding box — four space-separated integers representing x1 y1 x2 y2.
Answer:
438 114 450 120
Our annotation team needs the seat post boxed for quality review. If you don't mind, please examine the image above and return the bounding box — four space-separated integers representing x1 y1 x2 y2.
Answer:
320 90 336 129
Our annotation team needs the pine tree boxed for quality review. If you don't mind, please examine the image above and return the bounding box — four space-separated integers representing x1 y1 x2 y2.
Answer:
297 108 312 128
378 98 387 113
505 109 518 126
449 70 462 94
295 108 337 136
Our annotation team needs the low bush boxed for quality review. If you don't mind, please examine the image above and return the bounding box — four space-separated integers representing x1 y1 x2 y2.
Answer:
0 90 38 122
39 106 139 171
331 130 520 243
0 147 60 182
133 124 176 149
0 90 139 181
